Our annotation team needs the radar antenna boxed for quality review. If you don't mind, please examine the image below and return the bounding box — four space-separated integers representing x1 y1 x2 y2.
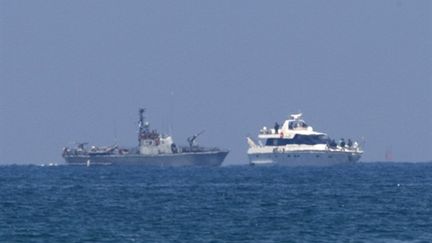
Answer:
187 130 205 147
290 113 303 120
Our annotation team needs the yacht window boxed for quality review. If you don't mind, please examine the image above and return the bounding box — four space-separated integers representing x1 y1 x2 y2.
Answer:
265 134 330 146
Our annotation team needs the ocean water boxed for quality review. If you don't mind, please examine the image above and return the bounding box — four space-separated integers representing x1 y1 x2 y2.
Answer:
1 163 432 242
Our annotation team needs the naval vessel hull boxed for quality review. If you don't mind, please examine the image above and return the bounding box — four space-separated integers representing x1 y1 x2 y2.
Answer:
64 150 229 166
248 150 361 166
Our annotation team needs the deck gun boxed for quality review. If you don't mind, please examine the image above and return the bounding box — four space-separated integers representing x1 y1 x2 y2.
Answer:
187 130 205 147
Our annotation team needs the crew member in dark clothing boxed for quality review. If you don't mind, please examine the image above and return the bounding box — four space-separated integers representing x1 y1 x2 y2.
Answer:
340 138 346 148
329 139 337 148
274 122 280 134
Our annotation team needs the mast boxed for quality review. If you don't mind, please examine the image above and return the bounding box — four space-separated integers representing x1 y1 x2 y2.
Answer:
138 108 145 146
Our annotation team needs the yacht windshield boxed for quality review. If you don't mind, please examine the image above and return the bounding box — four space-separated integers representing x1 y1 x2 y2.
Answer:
289 120 308 129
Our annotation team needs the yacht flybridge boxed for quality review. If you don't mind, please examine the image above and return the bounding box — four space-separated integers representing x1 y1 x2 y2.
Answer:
247 113 363 166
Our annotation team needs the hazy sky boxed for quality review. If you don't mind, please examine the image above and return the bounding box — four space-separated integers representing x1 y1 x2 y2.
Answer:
1 0 431 164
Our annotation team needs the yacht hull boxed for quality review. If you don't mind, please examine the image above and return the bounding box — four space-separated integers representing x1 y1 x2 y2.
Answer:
248 150 361 166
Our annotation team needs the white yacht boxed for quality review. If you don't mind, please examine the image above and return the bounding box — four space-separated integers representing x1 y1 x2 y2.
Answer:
247 113 363 166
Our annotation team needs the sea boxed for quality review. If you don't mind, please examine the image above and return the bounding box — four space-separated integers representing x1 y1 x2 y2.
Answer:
1 163 432 243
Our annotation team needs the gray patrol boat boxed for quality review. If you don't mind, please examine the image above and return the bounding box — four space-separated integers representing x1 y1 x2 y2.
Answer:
62 109 229 166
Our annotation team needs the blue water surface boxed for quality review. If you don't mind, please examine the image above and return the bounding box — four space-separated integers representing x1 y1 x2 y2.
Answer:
1 163 432 242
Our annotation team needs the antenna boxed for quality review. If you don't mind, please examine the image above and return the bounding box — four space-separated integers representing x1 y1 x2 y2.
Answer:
113 120 118 145
360 136 366 149
138 108 145 146
169 91 174 136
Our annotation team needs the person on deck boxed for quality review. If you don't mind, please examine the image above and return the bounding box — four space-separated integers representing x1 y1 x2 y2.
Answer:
274 122 280 134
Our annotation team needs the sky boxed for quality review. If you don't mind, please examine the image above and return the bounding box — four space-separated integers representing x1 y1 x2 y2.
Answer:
0 0 431 165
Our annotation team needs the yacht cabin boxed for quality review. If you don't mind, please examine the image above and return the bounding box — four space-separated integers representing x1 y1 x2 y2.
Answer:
258 113 331 146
